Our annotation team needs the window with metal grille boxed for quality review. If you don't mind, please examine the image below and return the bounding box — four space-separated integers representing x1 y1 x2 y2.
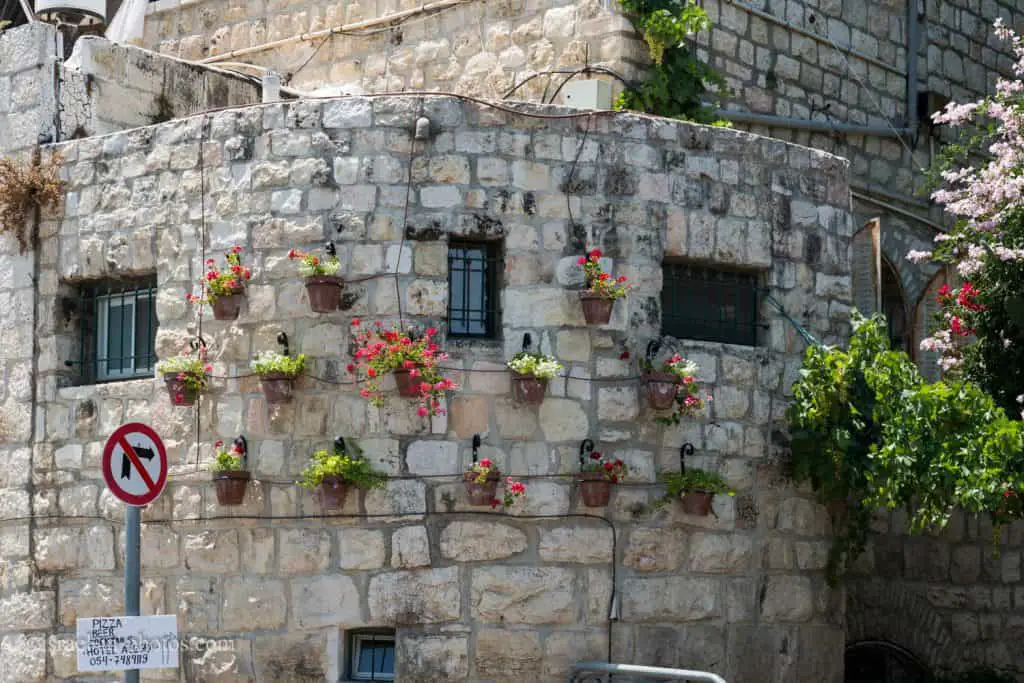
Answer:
348 630 395 681
69 277 158 384
447 240 501 339
660 263 761 346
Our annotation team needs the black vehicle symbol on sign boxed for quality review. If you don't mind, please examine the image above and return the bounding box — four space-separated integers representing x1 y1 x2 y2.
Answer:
121 445 157 480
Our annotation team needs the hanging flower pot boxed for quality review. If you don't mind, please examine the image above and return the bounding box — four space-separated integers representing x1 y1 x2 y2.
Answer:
214 470 250 506
316 474 350 511
163 375 199 406
643 372 680 410
578 471 613 507
211 288 245 321
305 275 344 313
464 469 500 506
579 293 614 325
512 374 548 405
393 368 422 398
259 372 295 404
251 351 306 405
680 490 715 516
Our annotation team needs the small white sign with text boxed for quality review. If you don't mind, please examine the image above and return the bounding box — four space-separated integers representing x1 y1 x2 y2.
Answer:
77 615 179 672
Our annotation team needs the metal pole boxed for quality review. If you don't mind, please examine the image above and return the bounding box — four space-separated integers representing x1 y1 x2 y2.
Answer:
124 505 141 683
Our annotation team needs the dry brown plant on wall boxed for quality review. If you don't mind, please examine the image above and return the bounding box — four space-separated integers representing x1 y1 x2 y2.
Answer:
0 149 64 252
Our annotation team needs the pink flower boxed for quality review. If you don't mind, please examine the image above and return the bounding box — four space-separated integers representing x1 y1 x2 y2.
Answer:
204 364 212 373
403 360 416 369
426 327 438 336
577 256 586 265
417 406 428 417
214 440 223 448
479 458 492 468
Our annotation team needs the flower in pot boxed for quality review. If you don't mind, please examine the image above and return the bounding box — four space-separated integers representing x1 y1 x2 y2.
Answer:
155 351 211 406
298 441 385 511
250 350 306 404
506 352 563 406
640 352 702 416
350 320 457 417
578 451 628 507
187 245 252 321
210 437 249 506
289 246 343 313
463 458 526 508
658 468 734 516
576 248 631 325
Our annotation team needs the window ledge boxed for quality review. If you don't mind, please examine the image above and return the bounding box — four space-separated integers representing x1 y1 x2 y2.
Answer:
447 337 504 357
57 377 155 401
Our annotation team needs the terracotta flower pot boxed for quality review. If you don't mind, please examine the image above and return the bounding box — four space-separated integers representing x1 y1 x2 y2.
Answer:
163 375 199 406
512 374 548 405
394 368 422 398
316 475 349 511
211 290 245 321
305 275 344 313
680 490 714 516
643 372 680 410
259 372 295 404
579 471 613 507
579 292 614 325
213 470 250 506
464 470 500 506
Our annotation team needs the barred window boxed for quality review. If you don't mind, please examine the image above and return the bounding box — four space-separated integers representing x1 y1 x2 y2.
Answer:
447 241 501 339
68 277 158 384
348 630 395 681
661 263 761 346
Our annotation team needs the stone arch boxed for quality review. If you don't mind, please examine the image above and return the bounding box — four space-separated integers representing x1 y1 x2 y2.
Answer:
846 580 958 671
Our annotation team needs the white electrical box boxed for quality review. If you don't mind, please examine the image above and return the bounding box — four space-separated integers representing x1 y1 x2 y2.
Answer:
560 79 614 110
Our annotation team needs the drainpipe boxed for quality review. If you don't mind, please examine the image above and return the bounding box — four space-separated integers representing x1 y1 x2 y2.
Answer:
720 109 913 138
906 0 921 132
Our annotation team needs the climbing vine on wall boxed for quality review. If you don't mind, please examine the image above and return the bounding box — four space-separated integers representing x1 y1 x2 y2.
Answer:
787 314 1024 583
0 149 64 253
614 0 726 123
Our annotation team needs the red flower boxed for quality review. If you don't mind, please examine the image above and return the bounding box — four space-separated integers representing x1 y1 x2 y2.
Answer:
588 248 602 261
937 283 951 300
598 272 610 281
214 440 223 448
232 245 242 253
620 351 630 360
479 458 492 468
590 452 601 460
603 461 614 470
367 368 377 377
576 256 586 265
426 327 438 336
288 248 297 258
491 498 499 509
616 275 627 283
403 360 416 369
346 364 355 372
417 406 428 417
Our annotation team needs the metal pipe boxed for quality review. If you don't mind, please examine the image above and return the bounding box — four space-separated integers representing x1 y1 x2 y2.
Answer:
16 0 36 21
721 109 912 138
726 0 904 76
906 0 920 130
199 0 473 64
851 190 945 232
850 182 930 209
568 661 728 683
124 504 141 683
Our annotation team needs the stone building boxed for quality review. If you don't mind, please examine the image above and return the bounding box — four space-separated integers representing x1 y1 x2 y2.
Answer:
0 0 1023 679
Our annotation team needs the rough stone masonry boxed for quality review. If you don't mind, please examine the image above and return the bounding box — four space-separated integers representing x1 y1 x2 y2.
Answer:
0 86 852 680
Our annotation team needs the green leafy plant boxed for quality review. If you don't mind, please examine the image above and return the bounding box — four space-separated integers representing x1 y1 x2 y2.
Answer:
788 313 1024 583
577 249 632 300
288 246 341 277
210 439 244 472
156 352 211 392
657 467 734 506
463 458 526 507
506 352 563 379
580 450 628 483
613 0 726 123
187 246 252 305
250 351 306 378
298 442 386 491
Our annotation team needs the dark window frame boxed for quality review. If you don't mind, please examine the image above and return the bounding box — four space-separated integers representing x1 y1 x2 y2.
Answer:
68 276 158 385
447 239 502 340
347 629 396 681
660 262 762 346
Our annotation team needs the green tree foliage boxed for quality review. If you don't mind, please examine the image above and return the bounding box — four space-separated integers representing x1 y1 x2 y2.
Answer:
787 314 1024 582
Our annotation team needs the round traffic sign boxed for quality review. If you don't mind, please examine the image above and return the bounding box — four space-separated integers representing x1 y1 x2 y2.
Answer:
101 423 168 506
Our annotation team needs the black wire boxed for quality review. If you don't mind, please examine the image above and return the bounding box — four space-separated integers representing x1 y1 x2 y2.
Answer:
565 113 593 237
503 66 631 101
396 98 424 328
290 36 331 79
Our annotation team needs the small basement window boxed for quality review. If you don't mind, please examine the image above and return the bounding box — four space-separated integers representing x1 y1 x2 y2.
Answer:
66 276 158 384
447 240 502 339
661 263 761 346
348 630 395 681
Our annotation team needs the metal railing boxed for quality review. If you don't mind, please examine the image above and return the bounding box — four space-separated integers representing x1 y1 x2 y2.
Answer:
569 661 727 683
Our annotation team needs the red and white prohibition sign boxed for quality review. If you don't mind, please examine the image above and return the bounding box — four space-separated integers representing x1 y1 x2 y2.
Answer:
102 423 169 506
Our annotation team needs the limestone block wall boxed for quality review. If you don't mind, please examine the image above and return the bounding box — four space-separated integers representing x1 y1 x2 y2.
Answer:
846 509 1024 675
140 0 645 100
8 95 853 682
0 22 59 154
60 36 264 139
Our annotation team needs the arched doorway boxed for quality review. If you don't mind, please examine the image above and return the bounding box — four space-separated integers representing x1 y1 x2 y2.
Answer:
845 641 930 683
880 258 909 353
851 222 910 353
